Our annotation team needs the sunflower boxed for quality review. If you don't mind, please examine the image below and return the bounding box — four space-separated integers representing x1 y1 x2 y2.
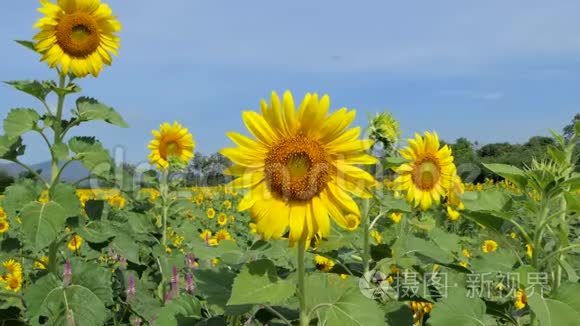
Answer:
446 206 460 222
215 230 232 243
221 91 377 246
223 200 232 210
0 220 9 234
482 240 498 253
2 259 22 276
3 273 22 292
313 255 335 272
33 0 121 77
514 289 528 310
462 249 472 258
0 207 6 219
370 230 382 244
200 230 212 242
526 244 533 259
206 208 216 219
34 256 49 270
249 223 258 234
393 132 456 211
107 194 126 209
67 234 83 251
217 213 228 226
343 214 360 231
148 122 195 170
389 212 402 224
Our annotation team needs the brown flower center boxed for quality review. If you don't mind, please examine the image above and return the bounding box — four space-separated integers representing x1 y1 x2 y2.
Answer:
265 135 330 201
412 159 440 190
56 12 100 57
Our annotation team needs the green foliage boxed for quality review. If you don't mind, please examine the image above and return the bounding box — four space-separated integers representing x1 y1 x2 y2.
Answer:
3 108 40 138
304 273 385 326
228 259 295 306
427 288 487 326
20 201 66 250
4 80 54 102
75 97 128 128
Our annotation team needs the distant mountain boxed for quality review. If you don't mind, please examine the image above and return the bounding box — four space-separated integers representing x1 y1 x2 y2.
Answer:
0 160 90 182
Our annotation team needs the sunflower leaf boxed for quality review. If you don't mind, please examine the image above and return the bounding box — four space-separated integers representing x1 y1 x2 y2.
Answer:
4 80 55 102
0 135 25 160
75 97 128 128
305 273 384 326
428 288 487 326
14 40 36 51
528 289 580 326
3 108 41 138
482 163 528 188
227 259 295 306
68 136 112 177
20 201 67 251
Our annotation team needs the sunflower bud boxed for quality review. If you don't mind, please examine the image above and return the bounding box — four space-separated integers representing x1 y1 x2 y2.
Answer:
368 112 401 154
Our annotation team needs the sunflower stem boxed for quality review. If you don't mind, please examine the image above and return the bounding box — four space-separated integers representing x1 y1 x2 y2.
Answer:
51 73 67 185
362 198 371 275
160 170 169 247
297 241 309 326
47 73 67 276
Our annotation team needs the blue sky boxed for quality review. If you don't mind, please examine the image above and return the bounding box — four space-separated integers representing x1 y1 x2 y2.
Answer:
1 0 579 164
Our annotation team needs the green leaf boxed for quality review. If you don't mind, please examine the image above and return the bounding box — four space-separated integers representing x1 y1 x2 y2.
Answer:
126 212 155 234
76 221 115 243
483 163 528 188
554 283 580 316
110 232 141 264
155 297 202 326
460 190 510 212
463 212 508 236
68 136 111 177
430 228 461 254
380 192 412 213
305 273 384 326
39 285 107 326
24 274 60 323
20 201 66 250
70 260 114 306
15 40 36 51
216 240 244 265
427 288 486 326
75 97 128 127
228 259 294 306
470 250 517 274
383 302 414 326
0 135 25 160
1 181 39 218
394 235 453 264
384 156 409 169
194 268 236 308
528 293 580 326
4 108 40 137
564 193 580 213
51 183 80 218
4 80 54 102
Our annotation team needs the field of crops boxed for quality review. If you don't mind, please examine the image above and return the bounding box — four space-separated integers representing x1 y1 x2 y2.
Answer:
0 1 579 326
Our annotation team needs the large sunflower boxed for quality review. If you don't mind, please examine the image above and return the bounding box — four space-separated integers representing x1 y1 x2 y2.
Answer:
221 91 377 246
148 122 195 170
33 0 121 77
393 132 456 210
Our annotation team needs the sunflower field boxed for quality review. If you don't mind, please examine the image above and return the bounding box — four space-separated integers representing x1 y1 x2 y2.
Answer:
0 1 579 326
